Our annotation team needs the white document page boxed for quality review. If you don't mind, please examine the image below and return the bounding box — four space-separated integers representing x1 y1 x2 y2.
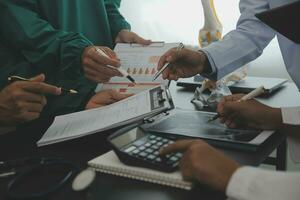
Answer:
96 42 180 94
37 86 169 146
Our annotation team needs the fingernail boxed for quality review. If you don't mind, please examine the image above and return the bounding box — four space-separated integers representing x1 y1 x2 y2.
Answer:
57 87 62 95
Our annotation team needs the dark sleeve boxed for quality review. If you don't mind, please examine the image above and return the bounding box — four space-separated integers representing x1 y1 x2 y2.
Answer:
104 0 131 41
0 0 91 78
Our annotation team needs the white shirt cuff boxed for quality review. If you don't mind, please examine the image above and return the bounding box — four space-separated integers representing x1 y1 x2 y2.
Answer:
287 136 300 163
226 166 258 200
226 166 300 200
281 107 300 125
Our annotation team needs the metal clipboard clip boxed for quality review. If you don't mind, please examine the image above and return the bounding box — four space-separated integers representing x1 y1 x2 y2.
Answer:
143 86 173 124
130 41 165 48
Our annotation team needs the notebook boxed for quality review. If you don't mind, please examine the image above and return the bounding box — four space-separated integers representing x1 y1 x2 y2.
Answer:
255 1 300 44
88 151 192 190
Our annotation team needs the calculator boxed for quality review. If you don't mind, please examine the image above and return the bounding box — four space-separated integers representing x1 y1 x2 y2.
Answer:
108 123 182 172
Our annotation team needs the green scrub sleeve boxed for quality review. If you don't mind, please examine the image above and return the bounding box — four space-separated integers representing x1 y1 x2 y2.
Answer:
0 0 92 78
104 0 131 41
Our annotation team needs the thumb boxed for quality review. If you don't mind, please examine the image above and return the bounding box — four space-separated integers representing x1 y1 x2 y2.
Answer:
111 90 133 101
133 35 152 45
29 74 45 82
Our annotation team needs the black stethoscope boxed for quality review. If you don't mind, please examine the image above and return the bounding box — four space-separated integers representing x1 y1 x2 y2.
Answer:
1 157 79 199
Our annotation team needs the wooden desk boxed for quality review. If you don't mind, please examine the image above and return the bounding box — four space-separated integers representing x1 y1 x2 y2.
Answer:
0 81 299 200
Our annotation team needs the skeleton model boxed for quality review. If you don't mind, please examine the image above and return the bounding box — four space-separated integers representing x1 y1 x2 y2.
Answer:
199 0 223 47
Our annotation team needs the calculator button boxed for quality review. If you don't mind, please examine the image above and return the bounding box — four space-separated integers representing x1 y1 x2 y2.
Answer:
147 155 156 161
155 137 162 141
138 152 148 158
150 140 157 144
155 157 162 163
144 143 151 147
124 146 137 153
170 156 179 162
168 141 174 145
156 142 163 146
145 148 154 154
175 153 183 158
149 135 156 139
153 151 159 156
162 139 169 143
132 149 140 154
151 145 160 150
138 146 146 151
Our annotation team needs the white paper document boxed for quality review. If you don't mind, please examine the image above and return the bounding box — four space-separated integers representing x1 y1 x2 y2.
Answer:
96 42 180 94
37 86 172 146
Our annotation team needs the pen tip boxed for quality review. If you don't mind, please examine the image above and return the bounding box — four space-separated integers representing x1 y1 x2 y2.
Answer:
127 76 136 84
70 90 78 94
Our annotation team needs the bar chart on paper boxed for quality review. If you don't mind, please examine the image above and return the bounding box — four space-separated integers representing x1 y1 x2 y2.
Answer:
98 43 180 94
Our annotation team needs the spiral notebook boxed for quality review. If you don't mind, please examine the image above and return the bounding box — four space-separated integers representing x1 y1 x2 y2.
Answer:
88 151 192 190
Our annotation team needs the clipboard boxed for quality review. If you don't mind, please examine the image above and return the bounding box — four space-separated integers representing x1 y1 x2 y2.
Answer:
255 1 300 44
130 41 166 47
37 85 174 146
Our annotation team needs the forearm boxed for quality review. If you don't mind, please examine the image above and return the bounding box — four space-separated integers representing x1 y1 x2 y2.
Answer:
0 0 91 77
201 0 275 80
104 0 131 41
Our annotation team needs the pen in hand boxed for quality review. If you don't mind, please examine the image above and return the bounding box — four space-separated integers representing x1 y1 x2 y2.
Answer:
153 43 184 81
207 86 266 123
94 48 136 84
8 76 78 94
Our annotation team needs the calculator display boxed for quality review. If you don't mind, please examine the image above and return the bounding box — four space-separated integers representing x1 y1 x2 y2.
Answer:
110 128 146 148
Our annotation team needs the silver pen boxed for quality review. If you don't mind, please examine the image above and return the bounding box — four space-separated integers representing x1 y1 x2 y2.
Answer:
152 43 184 81
94 48 136 84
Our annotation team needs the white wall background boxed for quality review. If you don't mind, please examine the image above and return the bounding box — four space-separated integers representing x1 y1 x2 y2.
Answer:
119 0 292 81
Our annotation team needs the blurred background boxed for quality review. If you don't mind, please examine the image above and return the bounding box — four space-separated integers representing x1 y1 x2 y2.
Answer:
120 0 292 81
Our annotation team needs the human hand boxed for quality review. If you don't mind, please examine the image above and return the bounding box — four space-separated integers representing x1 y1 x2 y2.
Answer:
160 140 240 192
85 89 133 110
82 46 122 83
115 29 151 45
0 74 61 125
157 48 208 81
217 94 282 129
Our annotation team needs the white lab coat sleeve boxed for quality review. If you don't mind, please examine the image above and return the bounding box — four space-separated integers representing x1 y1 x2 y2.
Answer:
226 166 300 200
201 0 276 80
281 107 300 163
281 107 300 125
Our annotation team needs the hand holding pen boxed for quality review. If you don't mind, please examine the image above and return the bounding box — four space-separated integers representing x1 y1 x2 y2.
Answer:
208 86 273 129
208 86 265 123
94 47 136 84
154 43 209 81
0 74 62 125
81 46 122 83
